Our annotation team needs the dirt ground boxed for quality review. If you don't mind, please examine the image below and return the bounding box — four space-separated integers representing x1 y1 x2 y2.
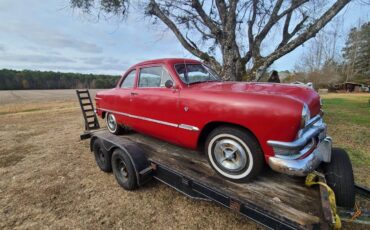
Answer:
0 90 368 229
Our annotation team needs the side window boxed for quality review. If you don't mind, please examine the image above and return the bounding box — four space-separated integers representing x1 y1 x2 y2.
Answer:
139 66 173 88
160 68 172 87
120 70 136 88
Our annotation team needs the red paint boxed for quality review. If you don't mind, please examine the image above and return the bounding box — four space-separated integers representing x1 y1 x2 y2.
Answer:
95 58 321 162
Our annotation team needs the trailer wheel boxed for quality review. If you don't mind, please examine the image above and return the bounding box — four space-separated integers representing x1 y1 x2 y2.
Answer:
92 139 112 172
106 113 124 134
322 148 355 208
205 126 263 182
112 149 137 190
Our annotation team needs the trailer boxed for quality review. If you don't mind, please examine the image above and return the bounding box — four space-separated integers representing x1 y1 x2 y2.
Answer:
76 90 370 229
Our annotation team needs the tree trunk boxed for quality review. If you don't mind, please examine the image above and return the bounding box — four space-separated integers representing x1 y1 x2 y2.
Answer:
244 57 269 82
222 57 246 81
220 43 246 81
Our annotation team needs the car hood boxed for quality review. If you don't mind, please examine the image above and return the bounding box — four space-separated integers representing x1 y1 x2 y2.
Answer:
189 81 321 116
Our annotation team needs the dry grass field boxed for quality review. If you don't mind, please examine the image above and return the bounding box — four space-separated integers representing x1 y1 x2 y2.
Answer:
0 90 369 229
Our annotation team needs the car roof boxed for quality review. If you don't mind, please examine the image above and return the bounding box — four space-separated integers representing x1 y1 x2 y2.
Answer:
132 58 202 67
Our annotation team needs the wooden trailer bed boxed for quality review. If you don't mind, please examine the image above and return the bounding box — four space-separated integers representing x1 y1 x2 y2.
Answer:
94 130 326 229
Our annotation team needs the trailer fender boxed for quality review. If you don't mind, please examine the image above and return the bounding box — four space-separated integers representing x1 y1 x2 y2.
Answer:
90 136 152 186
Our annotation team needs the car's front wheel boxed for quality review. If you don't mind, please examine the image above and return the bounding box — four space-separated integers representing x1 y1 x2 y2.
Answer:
105 113 124 134
205 126 264 182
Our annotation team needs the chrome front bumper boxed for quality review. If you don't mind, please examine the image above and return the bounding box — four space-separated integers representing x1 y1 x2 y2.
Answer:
267 115 332 176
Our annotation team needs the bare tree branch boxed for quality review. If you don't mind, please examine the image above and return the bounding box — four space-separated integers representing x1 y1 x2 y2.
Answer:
191 0 221 37
264 0 350 69
215 0 227 26
254 0 308 45
192 20 215 39
246 0 257 60
147 0 221 71
226 0 238 29
282 12 292 40
278 13 308 48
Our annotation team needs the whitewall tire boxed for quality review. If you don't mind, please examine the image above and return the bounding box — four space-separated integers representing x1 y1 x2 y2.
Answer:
205 126 263 182
105 113 123 134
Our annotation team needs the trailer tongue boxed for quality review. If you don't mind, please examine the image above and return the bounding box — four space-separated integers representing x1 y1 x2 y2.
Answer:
77 90 370 229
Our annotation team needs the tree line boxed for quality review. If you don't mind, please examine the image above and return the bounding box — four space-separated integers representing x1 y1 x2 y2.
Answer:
0 69 120 90
286 21 370 89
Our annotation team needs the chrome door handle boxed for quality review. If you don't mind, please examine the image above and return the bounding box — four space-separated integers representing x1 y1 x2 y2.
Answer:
131 92 138 96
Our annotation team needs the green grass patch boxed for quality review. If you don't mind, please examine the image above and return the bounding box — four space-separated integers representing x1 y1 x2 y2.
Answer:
322 97 370 127
321 94 370 186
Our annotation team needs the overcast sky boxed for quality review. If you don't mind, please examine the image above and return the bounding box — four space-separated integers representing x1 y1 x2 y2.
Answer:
0 0 369 75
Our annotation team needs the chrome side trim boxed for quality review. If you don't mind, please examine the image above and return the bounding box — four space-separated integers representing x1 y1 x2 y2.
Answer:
178 124 200 131
99 108 199 131
130 113 178 128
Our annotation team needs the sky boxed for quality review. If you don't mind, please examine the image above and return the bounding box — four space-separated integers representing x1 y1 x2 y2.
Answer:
0 0 369 75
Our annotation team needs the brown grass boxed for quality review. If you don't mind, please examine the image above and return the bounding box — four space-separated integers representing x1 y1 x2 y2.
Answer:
0 90 260 229
0 90 368 229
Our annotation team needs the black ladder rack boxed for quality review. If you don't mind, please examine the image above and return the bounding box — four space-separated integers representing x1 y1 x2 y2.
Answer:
76 90 100 137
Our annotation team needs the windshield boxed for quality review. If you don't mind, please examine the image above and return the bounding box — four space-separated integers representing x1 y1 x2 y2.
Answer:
174 63 221 84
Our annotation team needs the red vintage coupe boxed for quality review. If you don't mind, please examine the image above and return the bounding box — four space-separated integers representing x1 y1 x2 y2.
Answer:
94 58 337 184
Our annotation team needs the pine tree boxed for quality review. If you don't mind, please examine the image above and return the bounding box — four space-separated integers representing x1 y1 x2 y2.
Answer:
342 22 370 83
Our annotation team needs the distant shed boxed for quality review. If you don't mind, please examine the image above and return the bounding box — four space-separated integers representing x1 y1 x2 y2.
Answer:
334 82 369 92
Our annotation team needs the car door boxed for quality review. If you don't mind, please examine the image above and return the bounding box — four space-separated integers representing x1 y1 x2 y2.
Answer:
114 69 137 127
130 65 180 144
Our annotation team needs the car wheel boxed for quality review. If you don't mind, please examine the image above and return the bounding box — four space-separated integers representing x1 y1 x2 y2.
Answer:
205 126 263 182
106 113 123 134
92 138 112 172
112 149 137 190
322 148 355 208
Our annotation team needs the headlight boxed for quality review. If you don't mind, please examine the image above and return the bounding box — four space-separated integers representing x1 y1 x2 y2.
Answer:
300 103 310 128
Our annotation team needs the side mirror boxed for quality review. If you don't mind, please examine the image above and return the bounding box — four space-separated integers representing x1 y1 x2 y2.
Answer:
165 80 174 88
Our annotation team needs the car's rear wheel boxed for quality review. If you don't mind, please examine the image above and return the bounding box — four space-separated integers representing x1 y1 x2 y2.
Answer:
106 113 124 134
205 126 264 182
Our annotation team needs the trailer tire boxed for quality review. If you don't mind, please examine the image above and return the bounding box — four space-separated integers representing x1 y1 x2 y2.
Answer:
205 126 263 183
112 149 137 191
92 139 112 172
322 148 355 208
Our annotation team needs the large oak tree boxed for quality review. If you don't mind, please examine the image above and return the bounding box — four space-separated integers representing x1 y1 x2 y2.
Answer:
70 0 351 81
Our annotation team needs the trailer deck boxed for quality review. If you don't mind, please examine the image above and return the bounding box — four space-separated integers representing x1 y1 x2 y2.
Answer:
93 130 326 229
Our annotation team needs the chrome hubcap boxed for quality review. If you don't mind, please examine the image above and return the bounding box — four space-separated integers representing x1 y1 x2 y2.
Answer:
107 114 116 131
214 139 247 172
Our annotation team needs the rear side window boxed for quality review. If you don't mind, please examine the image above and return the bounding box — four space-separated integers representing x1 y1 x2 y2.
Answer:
139 66 172 88
120 70 136 88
